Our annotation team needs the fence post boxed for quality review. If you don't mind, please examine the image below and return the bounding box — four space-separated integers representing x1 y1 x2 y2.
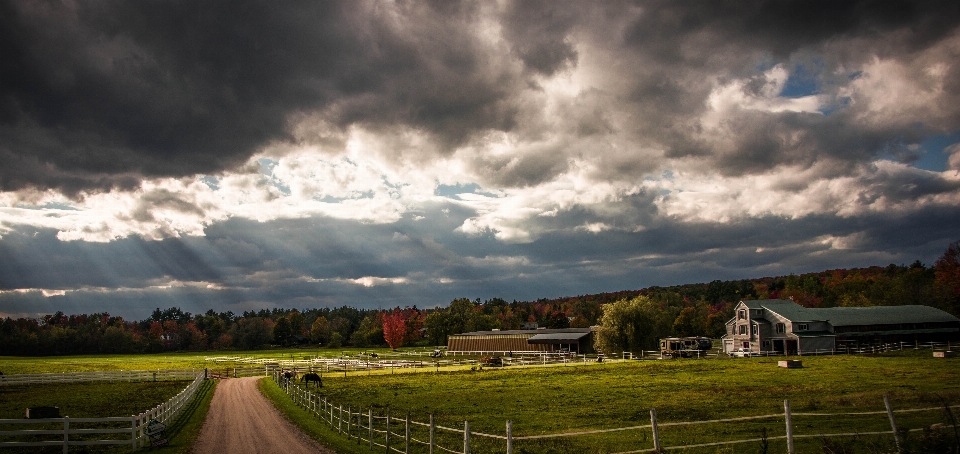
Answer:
130 415 137 451
405 412 411 454
339 404 343 434
369 409 374 451
650 408 661 452
784 399 795 454
506 420 513 454
884 394 902 452
347 405 352 440
429 414 435 454
63 416 69 454
385 408 391 454
464 420 471 454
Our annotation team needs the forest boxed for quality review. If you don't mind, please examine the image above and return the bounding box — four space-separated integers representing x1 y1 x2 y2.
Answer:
2 241 958 356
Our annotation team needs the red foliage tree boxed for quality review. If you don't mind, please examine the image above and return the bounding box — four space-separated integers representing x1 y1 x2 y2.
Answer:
382 309 407 350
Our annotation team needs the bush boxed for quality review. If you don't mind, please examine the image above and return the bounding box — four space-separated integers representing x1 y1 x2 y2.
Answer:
327 332 343 348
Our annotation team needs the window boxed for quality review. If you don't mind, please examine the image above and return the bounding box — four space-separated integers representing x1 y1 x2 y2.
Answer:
776 323 785 333
738 310 746 320
797 323 809 331
750 324 757 335
738 325 747 335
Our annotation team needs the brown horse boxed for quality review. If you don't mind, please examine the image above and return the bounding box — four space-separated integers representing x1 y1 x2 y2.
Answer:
301 373 322 388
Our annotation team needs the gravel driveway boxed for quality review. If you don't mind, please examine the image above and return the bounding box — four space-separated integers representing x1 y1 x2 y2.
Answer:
191 377 335 453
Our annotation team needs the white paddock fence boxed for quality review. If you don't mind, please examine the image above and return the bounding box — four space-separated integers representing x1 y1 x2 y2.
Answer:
273 371 960 454
0 369 203 386
0 370 205 452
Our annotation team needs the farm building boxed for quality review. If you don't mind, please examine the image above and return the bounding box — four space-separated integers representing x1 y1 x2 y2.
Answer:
723 299 960 355
447 328 595 354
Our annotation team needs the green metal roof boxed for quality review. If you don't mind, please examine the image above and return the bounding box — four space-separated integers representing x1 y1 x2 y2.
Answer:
810 306 958 326
742 300 823 322
836 328 960 337
742 300 960 326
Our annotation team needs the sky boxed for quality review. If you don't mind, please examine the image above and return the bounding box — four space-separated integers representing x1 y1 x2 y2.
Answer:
2 0 960 320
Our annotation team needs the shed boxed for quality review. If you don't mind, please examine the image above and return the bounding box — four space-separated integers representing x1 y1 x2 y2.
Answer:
447 328 595 354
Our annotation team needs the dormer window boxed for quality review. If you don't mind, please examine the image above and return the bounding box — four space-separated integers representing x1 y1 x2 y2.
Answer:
776 323 785 333
797 323 809 331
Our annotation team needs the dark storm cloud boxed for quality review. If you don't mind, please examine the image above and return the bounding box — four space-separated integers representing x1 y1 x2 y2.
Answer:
501 0 580 76
0 0 526 194
3 0 959 194
608 0 960 175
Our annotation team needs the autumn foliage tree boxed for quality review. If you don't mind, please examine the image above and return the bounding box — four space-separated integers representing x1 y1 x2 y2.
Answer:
383 309 407 350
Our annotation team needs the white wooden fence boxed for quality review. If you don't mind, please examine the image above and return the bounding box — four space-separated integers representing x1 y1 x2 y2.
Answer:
273 371 959 454
0 370 205 453
0 369 203 386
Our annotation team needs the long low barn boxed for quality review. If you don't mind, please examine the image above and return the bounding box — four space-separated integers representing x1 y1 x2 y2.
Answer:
447 328 595 354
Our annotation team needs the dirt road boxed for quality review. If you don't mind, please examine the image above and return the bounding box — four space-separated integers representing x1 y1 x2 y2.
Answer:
191 377 334 454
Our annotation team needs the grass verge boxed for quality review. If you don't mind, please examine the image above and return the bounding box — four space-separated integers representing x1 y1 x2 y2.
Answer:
259 377 368 454
149 378 217 454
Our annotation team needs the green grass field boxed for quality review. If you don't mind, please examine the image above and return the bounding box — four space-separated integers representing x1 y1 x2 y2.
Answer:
3 348 958 453
0 379 216 454
0 381 192 419
267 351 960 454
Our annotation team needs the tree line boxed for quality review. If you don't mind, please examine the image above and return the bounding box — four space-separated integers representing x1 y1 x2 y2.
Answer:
2 241 958 356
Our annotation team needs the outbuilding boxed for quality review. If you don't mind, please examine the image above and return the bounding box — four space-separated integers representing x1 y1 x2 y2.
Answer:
447 328 594 354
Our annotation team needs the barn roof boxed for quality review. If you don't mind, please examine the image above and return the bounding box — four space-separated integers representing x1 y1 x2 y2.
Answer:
526 331 592 344
451 328 593 337
741 299 960 326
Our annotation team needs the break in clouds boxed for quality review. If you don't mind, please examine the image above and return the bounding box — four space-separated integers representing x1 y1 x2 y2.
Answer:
2 1 960 318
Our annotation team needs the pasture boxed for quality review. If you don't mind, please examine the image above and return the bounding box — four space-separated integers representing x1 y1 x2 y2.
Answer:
268 350 960 453
0 346 444 374
0 379 215 454
0 381 191 419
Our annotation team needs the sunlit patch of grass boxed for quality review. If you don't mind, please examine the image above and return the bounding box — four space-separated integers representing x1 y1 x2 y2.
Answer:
272 353 960 453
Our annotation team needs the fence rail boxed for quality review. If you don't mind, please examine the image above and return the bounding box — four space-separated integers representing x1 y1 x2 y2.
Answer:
272 370 959 454
210 341 958 378
0 369 203 386
0 370 205 453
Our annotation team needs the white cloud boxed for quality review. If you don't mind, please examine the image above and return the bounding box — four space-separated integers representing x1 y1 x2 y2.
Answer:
840 56 949 129
702 64 824 131
350 276 409 287
656 159 960 223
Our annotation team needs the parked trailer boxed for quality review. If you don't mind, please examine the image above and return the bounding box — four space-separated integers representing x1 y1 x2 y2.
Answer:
659 337 713 358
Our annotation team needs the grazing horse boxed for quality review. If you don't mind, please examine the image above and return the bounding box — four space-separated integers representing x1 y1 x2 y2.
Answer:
282 370 297 386
301 373 322 388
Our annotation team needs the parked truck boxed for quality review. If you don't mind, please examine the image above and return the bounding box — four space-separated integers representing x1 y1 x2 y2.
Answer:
659 337 713 358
